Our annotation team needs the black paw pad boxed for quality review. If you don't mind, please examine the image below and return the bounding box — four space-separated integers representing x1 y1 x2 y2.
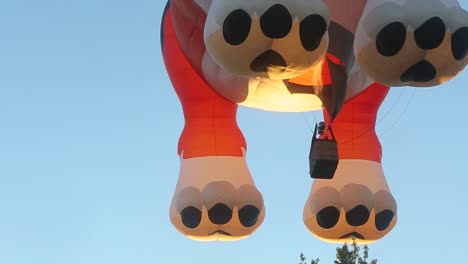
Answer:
250 49 287 72
317 206 340 229
452 27 468 61
400 60 436 82
346 205 370 226
415 17 446 50
300 14 327 51
340 232 365 240
223 9 252 46
260 4 292 39
375 209 395 231
377 22 407 56
238 205 261 227
181 206 202 229
208 203 233 225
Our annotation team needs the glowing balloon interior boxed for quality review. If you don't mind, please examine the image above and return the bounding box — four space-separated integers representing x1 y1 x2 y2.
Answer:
161 0 468 243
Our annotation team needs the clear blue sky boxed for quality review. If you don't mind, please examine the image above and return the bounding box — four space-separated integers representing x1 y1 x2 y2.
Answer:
0 1 467 263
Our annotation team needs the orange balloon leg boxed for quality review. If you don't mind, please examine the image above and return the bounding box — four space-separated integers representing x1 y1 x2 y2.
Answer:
162 8 246 159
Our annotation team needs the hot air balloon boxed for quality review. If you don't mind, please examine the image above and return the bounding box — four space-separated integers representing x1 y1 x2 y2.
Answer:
161 0 468 243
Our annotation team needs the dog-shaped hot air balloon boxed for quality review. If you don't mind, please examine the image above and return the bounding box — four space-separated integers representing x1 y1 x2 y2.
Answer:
161 0 468 243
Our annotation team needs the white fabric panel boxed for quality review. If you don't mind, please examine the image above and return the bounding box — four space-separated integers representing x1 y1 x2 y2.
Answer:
194 0 212 13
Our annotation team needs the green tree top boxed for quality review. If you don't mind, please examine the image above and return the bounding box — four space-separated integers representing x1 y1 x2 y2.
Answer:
300 239 377 264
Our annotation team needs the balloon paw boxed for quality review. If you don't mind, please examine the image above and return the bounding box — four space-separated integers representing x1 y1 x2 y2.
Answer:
355 0 468 87
169 156 265 241
303 160 397 244
204 0 330 79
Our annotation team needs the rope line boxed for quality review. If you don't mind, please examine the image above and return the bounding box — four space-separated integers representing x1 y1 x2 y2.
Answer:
377 87 416 138
302 87 415 144
337 87 415 144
